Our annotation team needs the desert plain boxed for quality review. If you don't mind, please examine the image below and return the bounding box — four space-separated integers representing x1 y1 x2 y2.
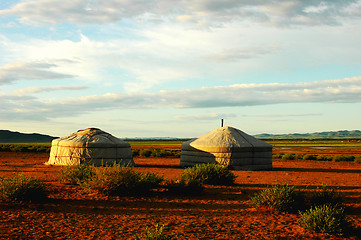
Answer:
0 141 360 239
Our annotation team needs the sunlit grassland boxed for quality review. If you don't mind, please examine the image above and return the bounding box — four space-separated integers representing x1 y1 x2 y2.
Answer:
127 140 184 146
266 139 361 148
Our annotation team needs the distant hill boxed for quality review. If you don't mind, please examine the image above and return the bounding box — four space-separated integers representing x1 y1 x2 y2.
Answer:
0 130 57 143
1 129 361 143
254 130 361 139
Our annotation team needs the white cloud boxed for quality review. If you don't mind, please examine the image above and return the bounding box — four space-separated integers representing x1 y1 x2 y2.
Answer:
173 113 237 120
1 76 361 121
0 61 74 85
0 0 360 27
303 2 328 14
203 45 279 62
10 85 87 96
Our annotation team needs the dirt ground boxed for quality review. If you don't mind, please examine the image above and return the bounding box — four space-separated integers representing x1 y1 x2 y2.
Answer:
0 148 360 239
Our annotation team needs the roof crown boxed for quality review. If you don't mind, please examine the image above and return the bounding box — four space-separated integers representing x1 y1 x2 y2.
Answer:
182 126 272 152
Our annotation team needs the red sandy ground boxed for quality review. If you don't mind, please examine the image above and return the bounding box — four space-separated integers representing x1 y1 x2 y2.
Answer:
0 146 360 239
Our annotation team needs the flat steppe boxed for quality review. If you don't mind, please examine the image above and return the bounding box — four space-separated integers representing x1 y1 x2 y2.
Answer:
0 144 360 239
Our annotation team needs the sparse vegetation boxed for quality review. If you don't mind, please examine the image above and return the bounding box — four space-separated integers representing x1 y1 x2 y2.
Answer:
180 163 236 186
250 184 305 213
0 173 48 202
0 143 51 153
80 164 163 196
164 178 204 195
332 155 355 162
309 185 341 207
274 153 361 163
132 149 181 158
303 154 317 160
354 155 361 163
298 204 350 235
135 224 176 240
59 164 95 185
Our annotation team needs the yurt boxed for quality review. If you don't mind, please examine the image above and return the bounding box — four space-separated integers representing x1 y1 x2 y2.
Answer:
180 126 272 170
47 128 134 166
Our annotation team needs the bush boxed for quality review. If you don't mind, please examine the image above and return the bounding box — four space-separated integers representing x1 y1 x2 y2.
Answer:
0 173 48 202
250 184 305 213
59 164 95 185
132 149 140 157
298 204 350 235
282 154 296 160
164 178 204 195
133 149 181 158
180 163 236 186
303 154 317 160
316 155 333 161
333 155 355 162
139 149 153 157
354 155 361 163
309 185 341 207
135 223 176 240
80 165 163 196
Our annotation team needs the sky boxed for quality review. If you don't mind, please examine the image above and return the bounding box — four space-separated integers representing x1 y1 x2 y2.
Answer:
1 0 361 138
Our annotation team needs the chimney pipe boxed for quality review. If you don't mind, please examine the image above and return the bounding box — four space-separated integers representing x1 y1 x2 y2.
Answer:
221 119 224 127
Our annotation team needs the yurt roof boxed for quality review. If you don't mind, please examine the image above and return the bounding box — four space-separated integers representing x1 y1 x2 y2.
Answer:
52 128 130 148
182 126 272 152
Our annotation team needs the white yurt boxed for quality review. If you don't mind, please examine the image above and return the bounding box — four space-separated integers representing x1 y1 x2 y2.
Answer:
180 126 273 170
47 128 134 166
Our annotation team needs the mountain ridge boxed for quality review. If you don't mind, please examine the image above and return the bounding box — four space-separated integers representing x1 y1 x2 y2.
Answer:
0 130 57 143
254 130 361 139
1 129 361 143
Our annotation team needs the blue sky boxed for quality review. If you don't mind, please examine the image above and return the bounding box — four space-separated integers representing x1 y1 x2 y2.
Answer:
1 0 361 138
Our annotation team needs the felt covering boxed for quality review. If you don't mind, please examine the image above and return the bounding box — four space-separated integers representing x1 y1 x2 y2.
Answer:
47 128 134 166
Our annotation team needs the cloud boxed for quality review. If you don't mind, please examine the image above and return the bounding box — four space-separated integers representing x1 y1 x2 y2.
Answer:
241 113 323 118
1 76 361 121
203 45 279 62
0 0 360 27
10 85 88 96
0 61 74 85
173 113 237 120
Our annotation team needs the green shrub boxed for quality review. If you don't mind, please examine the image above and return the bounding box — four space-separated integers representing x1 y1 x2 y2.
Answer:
0 173 48 202
81 165 163 196
164 178 204 195
316 155 333 161
309 185 341 207
298 204 350 235
134 149 180 158
132 149 140 157
354 155 361 163
139 149 153 157
333 155 355 162
282 154 296 160
303 154 317 160
180 163 236 186
135 223 176 240
250 184 305 213
59 164 95 185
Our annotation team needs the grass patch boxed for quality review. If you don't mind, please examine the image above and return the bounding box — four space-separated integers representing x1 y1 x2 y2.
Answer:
164 178 204 195
250 184 305 213
59 164 95 185
135 223 176 240
298 204 351 235
132 149 181 158
0 143 51 153
0 173 48 202
354 155 361 163
181 163 236 186
80 165 163 196
309 185 341 207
